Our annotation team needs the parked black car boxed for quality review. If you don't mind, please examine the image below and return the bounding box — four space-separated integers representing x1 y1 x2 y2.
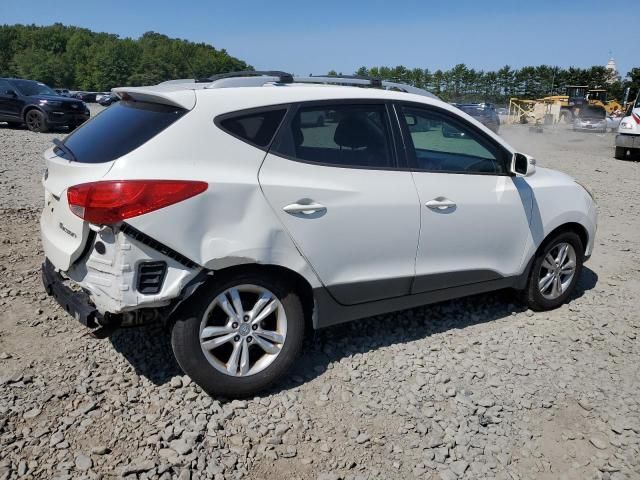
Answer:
74 91 98 103
0 78 90 132
97 93 120 106
453 103 500 133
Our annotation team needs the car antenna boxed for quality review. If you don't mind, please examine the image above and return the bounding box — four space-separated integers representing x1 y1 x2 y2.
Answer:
182 46 198 82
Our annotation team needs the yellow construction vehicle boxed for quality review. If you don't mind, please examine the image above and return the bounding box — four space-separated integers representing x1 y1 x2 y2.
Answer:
509 86 589 125
538 85 589 123
510 85 623 125
586 89 624 115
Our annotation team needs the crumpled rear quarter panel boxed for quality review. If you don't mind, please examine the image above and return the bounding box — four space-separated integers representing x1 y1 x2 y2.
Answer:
67 226 200 314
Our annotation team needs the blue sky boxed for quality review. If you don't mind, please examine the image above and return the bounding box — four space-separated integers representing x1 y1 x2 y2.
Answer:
1 0 638 77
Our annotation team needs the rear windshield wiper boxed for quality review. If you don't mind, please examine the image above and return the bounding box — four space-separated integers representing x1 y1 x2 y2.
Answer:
53 138 77 162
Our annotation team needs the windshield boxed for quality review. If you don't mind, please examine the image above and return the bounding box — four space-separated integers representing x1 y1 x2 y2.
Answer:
11 79 57 96
459 105 486 116
580 105 606 119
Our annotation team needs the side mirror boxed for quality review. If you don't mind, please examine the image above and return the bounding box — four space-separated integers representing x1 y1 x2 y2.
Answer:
4 89 17 97
511 152 536 176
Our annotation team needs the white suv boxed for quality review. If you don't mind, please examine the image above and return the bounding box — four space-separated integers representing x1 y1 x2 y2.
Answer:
40 72 597 397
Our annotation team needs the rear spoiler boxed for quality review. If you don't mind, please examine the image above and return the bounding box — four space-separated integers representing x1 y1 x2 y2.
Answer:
111 86 196 110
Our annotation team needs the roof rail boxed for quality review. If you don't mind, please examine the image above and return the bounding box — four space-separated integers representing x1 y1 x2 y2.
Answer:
152 72 438 99
196 70 293 84
294 75 438 99
309 74 383 88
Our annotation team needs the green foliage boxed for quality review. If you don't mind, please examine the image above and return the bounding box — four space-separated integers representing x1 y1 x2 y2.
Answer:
342 64 636 105
0 23 251 90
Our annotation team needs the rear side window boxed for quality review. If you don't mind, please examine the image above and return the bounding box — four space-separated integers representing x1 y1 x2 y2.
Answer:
271 103 394 168
58 101 187 163
217 109 286 148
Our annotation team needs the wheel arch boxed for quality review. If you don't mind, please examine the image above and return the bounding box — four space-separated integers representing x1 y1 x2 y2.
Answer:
173 263 315 333
515 221 589 290
22 105 46 120
543 222 589 256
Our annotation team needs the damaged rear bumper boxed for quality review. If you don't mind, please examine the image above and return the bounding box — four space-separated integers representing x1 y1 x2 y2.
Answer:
41 258 105 328
42 222 205 323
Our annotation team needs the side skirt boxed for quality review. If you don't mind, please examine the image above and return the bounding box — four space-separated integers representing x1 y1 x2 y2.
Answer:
313 276 519 329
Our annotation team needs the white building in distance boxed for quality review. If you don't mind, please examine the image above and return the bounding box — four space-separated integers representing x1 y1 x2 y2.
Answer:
606 57 620 83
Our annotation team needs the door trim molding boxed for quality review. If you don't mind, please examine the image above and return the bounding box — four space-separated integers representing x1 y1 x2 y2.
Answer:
313 266 533 329
412 269 503 294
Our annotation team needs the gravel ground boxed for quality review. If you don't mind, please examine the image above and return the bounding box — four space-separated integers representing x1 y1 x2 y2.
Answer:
1 110 639 480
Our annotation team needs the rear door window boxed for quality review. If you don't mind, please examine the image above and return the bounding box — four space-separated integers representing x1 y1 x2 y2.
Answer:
271 103 395 168
57 101 187 163
217 108 287 148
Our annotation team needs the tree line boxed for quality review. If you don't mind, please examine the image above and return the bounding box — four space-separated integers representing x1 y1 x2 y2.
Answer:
2 24 638 103
329 65 640 105
0 24 250 91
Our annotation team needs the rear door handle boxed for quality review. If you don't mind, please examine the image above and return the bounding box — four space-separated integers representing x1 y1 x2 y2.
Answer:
425 198 456 210
283 202 327 215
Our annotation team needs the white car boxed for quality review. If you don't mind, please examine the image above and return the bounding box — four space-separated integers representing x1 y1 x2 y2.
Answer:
40 72 597 397
615 106 640 159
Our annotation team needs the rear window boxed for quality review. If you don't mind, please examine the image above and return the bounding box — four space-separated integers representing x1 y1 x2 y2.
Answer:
459 105 486 116
57 101 187 163
217 108 286 148
580 105 606 119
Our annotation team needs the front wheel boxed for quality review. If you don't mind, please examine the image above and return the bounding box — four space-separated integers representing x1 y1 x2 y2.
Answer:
171 273 305 398
24 109 48 132
520 231 584 311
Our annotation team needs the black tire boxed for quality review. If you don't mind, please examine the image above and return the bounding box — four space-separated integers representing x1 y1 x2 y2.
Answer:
520 231 584 311
614 146 628 160
171 272 305 398
24 109 48 133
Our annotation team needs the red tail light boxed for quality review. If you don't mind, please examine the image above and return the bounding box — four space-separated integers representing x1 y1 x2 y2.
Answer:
67 180 208 224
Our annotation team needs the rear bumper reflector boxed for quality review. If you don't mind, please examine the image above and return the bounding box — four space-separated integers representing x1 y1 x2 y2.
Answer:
137 261 168 294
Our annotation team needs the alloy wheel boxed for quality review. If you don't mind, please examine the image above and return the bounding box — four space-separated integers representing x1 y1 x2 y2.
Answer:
199 284 287 377
26 111 42 130
538 242 577 300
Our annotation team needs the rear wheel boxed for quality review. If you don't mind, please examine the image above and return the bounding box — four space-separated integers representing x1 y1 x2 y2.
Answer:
520 231 583 311
24 109 48 132
615 146 630 160
171 272 305 398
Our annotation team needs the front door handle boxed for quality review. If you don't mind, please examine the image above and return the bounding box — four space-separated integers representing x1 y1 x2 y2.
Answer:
283 202 327 215
425 197 456 210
